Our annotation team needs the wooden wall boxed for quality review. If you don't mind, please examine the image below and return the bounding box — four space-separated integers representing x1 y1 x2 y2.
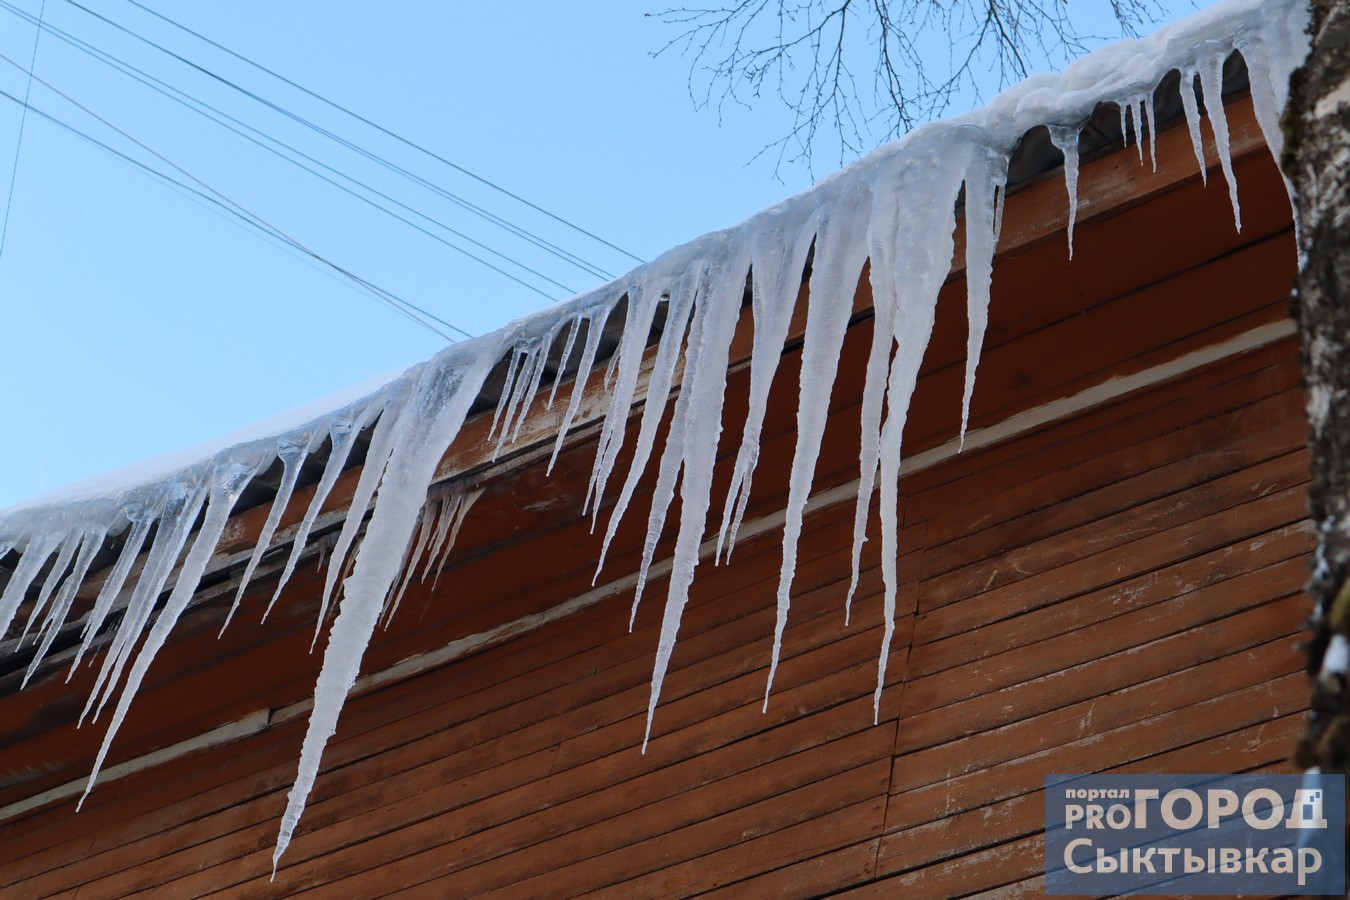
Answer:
0 98 1310 897
0 345 1309 897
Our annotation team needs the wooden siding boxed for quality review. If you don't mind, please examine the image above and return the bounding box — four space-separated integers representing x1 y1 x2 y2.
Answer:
0 96 1309 898
0 336 1308 899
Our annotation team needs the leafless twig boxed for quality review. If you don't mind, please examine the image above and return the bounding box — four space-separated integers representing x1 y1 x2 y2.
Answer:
652 0 1165 177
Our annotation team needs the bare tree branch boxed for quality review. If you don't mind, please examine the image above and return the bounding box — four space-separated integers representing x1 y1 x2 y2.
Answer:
652 0 1166 177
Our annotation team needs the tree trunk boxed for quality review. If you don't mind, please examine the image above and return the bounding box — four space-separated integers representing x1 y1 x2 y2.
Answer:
1289 0 1350 776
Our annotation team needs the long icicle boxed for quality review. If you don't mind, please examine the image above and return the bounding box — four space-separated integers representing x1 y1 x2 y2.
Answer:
1197 54 1242 232
628 271 710 627
80 457 266 808
313 396 409 648
716 203 818 563
83 481 210 726
1178 67 1210 185
272 342 500 874
643 240 749 751
763 198 868 707
959 150 1007 446
594 271 697 582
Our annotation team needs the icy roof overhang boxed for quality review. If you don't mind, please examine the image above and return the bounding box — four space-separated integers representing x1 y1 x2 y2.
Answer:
0 0 1310 870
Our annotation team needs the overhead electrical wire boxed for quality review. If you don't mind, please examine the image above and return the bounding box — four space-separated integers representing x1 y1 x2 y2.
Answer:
0 42 573 301
116 0 647 267
0 2 587 298
0 1 648 338
58 0 631 282
0 0 44 263
0 79 469 342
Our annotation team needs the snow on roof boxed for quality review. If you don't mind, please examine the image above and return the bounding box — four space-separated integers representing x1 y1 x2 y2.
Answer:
0 0 1309 870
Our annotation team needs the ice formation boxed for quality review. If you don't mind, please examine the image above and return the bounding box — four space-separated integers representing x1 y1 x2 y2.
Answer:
0 0 1309 867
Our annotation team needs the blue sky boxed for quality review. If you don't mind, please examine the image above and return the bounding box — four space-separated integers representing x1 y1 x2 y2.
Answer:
0 0 1202 508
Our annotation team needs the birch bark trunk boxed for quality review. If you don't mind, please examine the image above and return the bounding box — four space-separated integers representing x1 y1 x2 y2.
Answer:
1289 0 1350 776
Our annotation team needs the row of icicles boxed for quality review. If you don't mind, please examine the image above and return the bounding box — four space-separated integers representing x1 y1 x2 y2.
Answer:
0 0 1304 872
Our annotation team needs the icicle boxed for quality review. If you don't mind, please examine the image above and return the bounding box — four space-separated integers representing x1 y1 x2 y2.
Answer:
83 479 212 726
628 363 692 627
546 316 581 408
314 534 333 574
418 494 459 586
80 456 265 808
844 282 896 626
762 186 872 704
586 280 664 518
1238 40 1294 221
492 342 541 456
628 272 710 627
959 150 1007 447
1197 51 1241 231
509 327 561 443
314 397 409 648
1178 67 1210 185
643 237 749 751
18 525 78 641
715 201 818 564
875 144 970 719
383 496 440 627
427 489 481 590
264 408 373 622
19 531 77 641
1118 102 1130 152
0 525 62 639
865 253 955 722
488 347 525 443
1144 95 1158 172
843 139 972 627
221 433 316 635
491 345 532 459
992 183 1006 247
495 334 556 457
24 522 108 687
1048 126 1082 259
70 505 157 676
603 332 623 391
594 270 697 582
273 340 500 875
513 342 552 437
873 400 906 724
548 304 613 475
869 228 954 720
442 495 475 557
1236 0 1310 246
507 351 546 442
1130 97 1147 166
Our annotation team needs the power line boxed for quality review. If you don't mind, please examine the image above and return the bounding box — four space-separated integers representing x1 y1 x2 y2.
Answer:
116 0 647 266
0 78 470 341
0 0 44 262
61 0 633 281
0 46 571 301
0 2 586 298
